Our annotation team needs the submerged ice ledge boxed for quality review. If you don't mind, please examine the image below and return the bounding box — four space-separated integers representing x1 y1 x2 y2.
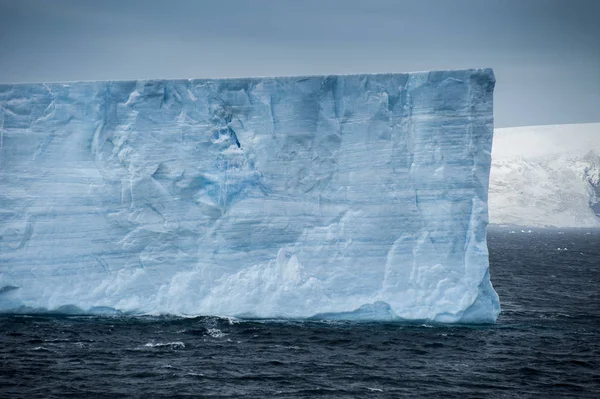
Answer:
0 69 500 323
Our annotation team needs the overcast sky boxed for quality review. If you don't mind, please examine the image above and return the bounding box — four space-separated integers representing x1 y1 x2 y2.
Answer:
1 0 598 128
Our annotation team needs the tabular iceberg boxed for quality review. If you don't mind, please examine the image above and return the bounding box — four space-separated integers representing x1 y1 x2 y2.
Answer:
0 69 500 323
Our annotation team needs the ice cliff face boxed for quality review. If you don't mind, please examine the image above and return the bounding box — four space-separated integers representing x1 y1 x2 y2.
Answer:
489 123 600 228
0 70 499 323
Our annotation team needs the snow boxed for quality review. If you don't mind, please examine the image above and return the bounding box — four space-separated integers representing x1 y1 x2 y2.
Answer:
0 70 499 323
489 123 600 228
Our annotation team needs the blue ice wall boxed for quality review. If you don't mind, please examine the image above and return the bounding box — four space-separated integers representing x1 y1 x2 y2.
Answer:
0 70 499 322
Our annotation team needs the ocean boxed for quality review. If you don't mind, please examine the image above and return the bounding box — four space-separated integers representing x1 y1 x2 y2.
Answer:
1 228 599 398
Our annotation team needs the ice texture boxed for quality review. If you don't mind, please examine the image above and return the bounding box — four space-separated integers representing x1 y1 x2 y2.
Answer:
490 123 600 228
0 70 499 323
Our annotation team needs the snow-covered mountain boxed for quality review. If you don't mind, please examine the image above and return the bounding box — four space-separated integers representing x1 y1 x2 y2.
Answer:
489 123 600 228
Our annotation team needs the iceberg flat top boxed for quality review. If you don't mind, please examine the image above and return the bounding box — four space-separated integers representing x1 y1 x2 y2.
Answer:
0 69 499 323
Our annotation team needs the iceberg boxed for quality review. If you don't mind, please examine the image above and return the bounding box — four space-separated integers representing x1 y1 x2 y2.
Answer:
0 69 500 323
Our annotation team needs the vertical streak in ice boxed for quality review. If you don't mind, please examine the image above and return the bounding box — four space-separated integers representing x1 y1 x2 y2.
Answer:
0 111 3 167
0 99 4 167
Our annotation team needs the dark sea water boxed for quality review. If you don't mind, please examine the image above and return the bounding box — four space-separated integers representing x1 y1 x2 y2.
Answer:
1 228 599 398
